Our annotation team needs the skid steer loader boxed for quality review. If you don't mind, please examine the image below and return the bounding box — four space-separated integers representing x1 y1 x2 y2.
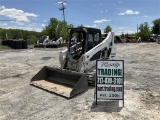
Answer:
30 27 117 98
34 36 50 48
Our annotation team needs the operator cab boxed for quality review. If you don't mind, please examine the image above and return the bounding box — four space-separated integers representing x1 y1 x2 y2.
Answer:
68 27 102 60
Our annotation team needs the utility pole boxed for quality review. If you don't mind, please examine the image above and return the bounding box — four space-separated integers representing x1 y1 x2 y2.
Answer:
58 1 66 23
158 19 160 35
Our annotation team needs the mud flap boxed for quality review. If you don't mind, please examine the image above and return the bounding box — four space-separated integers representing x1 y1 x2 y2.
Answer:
30 66 88 98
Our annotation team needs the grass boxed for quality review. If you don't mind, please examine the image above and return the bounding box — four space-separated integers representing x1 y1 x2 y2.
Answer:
0 45 11 50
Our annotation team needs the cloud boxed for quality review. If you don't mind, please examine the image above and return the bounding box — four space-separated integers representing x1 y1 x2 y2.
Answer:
101 10 108 14
117 27 126 30
0 6 38 22
28 24 36 27
118 1 122 3
0 6 5 10
24 27 42 32
43 20 47 23
41 24 46 27
142 15 149 18
118 10 139 15
100 11 104 13
94 19 111 23
0 23 8 26
11 21 25 25
115 29 135 35
112 26 136 35
32 17 37 20
84 24 98 28
57 2 66 5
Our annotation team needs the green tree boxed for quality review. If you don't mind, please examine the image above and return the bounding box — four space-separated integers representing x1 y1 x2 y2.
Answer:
125 33 129 38
61 23 74 39
77 24 83 28
137 22 151 41
121 33 125 39
28 35 37 44
0 28 6 39
42 18 74 40
152 18 160 34
104 25 112 33
42 18 59 39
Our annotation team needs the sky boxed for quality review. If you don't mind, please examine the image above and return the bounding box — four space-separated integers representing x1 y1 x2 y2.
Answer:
0 0 160 35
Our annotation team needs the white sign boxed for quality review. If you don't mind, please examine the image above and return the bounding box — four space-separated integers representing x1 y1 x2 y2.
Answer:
96 60 124 100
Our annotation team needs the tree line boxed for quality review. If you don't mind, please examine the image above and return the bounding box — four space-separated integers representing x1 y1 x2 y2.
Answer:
136 18 160 41
104 18 160 41
0 17 159 44
0 28 42 44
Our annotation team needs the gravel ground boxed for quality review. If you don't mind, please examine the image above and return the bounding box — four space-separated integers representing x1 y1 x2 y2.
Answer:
0 43 160 120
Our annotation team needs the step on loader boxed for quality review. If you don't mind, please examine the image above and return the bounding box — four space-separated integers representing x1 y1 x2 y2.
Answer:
30 27 117 98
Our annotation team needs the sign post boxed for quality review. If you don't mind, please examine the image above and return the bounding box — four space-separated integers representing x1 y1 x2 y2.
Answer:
95 60 124 107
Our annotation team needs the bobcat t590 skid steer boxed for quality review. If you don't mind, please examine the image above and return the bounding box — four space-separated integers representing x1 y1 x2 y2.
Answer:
30 27 116 98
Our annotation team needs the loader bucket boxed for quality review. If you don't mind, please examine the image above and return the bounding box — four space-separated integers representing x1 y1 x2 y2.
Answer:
30 66 88 98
